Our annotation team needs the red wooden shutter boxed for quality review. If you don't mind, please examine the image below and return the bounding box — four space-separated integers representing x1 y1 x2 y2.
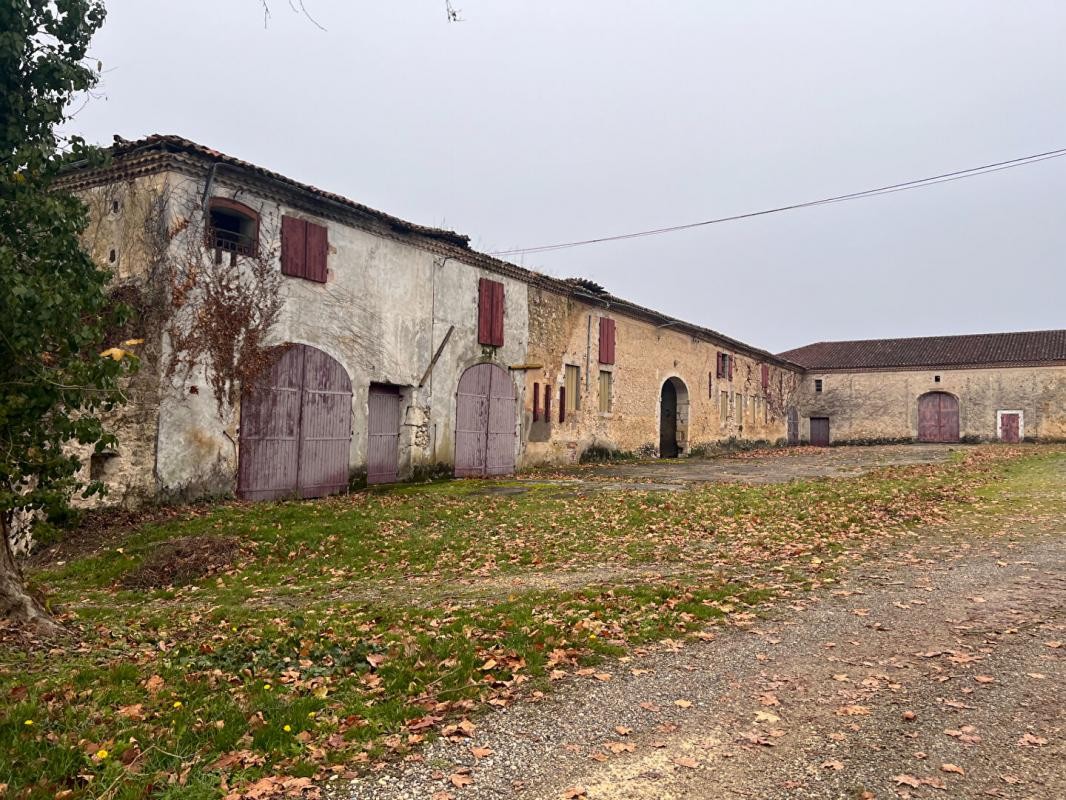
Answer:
559 387 566 423
305 221 329 283
716 352 725 379
281 216 306 278
708 372 713 398
761 364 770 392
477 278 493 344
533 382 540 421
598 317 615 364
544 384 551 425
728 355 733 381
478 278 505 346
491 280 505 346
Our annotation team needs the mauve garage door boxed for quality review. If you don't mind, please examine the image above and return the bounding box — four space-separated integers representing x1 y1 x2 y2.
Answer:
238 344 352 500
455 363 516 478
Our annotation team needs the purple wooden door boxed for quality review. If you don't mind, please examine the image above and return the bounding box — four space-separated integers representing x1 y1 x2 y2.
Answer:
917 392 959 442
367 384 401 484
455 363 515 477
1000 413 1020 443
238 344 352 500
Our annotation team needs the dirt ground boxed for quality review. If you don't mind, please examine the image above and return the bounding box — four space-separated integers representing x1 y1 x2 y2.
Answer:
569 444 964 488
349 459 1066 800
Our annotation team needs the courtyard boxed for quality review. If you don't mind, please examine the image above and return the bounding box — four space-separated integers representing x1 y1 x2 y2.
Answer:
2 444 1063 799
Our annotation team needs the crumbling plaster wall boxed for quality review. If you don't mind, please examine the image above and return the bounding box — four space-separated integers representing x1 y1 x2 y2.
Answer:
152 172 528 496
795 366 1066 442
521 287 793 464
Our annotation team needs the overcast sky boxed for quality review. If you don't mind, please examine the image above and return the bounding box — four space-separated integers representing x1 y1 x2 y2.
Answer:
70 1 1065 353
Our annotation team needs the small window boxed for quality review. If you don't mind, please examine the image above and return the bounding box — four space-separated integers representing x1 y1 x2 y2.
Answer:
108 249 117 263
716 352 732 380
544 383 552 424
708 372 714 399
814 379 823 393
208 198 259 258
598 370 613 413
564 365 580 414
110 199 120 214
533 381 541 421
90 451 118 481
934 375 941 383
720 391 728 422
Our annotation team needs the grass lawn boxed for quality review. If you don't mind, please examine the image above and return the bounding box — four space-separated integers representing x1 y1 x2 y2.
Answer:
1 445 1063 800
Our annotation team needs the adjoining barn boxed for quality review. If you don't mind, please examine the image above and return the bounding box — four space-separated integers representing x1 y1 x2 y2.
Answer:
781 331 1066 444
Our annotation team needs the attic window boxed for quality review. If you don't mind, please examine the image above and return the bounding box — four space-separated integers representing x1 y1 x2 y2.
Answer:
934 375 941 383
208 198 259 259
814 379 823 393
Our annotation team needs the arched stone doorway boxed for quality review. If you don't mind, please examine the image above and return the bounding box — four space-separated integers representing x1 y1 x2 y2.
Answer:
238 344 353 500
455 363 516 477
659 377 690 458
917 391 960 442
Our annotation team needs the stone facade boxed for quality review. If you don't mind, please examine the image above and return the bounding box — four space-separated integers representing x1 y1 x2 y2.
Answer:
521 286 796 464
796 366 1066 443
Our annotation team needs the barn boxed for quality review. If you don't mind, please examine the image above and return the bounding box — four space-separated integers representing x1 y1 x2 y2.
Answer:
781 331 1066 445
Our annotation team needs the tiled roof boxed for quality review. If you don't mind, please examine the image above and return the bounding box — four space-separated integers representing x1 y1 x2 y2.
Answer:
104 135 473 247
779 330 1066 371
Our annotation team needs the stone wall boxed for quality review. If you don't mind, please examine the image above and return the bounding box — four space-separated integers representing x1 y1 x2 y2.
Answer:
521 287 796 465
795 365 1066 442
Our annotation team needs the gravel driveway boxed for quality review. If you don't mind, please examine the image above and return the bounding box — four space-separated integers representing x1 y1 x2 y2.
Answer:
345 524 1065 799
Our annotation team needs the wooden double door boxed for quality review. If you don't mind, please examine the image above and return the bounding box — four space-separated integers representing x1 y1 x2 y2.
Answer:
454 363 516 477
917 392 960 443
238 344 353 501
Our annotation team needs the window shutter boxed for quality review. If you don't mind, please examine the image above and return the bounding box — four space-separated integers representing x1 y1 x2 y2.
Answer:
533 382 540 422
708 372 713 398
477 278 493 344
598 317 615 364
305 221 329 283
491 280 505 346
544 384 551 425
559 387 566 423
478 278 505 346
728 355 734 381
281 215 306 278
761 364 770 392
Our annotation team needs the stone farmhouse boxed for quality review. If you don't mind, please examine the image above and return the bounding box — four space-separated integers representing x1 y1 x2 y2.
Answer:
60 136 1066 505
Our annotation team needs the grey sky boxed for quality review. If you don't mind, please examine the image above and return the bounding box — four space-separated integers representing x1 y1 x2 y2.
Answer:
70 1 1066 353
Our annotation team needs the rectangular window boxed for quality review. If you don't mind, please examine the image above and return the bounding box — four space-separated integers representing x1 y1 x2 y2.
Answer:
598 370 613 413
533 382 540 422
739 394 746 422
564 364 580 414
598 317 616 364
281 215 328 282
477 278 505 346
814 378 823 393
708 372 714 399
544 384 552 424
716 352 729 379
559 386 566 423
720 391 729 422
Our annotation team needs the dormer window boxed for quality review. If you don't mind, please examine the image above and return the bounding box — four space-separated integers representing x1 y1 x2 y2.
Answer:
208 198 259 259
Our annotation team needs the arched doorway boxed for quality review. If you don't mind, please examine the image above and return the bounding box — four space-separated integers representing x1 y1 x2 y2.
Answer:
238 344 353 500
455 363 516 477
917 391 960 442
659 377 689 458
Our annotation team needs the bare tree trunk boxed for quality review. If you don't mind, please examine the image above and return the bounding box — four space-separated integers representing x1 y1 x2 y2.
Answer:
0 514 62 636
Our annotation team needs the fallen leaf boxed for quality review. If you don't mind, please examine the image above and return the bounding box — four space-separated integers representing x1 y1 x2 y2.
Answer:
562 787 587 799
674 699 692 709
894 774 922 788
973 674 995 684
449 771 474 788
941 764 965 775
1018 733 1048 747
822 760 844 771
614 725 632 736
672 757 699 769
471 746 493 759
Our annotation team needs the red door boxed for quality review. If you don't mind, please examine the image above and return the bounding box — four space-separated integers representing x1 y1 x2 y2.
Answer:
1000 413 1020 443
455 363 516 477
917 392 960 442
367 384 401 484
238 344 352 500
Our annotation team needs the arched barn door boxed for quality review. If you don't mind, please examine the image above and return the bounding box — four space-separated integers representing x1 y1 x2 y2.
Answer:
238 344 353 500
455 363 516 477
917 391 960 443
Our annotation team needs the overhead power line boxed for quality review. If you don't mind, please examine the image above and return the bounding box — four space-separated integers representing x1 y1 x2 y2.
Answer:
489 147 1066 257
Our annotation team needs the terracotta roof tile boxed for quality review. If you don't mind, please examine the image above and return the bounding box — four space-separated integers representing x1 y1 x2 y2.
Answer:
779 330 1066 371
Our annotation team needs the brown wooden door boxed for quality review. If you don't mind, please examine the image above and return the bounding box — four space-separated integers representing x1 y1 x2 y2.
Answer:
917 392 960 442
1000 413 1020 443
810 417 830 446
238 344 352 500
367 384 401 484
455 363 515 477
